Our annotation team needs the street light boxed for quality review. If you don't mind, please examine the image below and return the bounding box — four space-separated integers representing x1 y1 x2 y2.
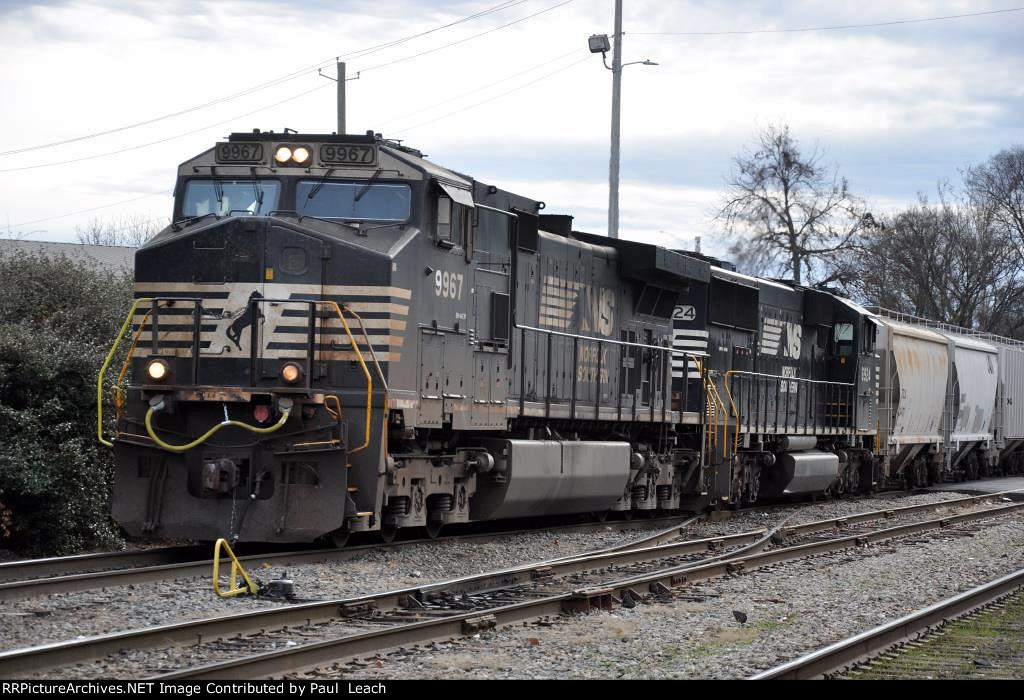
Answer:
588 2 657 239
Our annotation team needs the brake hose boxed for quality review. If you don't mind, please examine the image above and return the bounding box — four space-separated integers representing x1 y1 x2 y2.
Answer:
144 400 291 454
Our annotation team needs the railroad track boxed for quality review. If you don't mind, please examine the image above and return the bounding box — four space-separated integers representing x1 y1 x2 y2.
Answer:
751 567 1024 679
0 513 697 602
3 491 1019 679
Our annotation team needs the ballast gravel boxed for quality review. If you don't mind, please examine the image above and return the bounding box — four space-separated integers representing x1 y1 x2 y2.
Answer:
0 488 1007 664
315 514 1024 680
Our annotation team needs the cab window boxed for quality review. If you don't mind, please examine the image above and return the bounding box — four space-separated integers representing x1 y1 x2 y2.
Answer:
834 322 854 357
436 194 470 247
182 179 279 217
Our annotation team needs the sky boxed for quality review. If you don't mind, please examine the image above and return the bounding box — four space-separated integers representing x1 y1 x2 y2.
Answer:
0 0 1022 258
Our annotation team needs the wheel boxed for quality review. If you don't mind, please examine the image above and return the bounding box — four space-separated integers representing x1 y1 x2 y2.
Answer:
379 523 399 544
594 510 609 522
424 520 443 539
329 526 350 548
621 510 634 521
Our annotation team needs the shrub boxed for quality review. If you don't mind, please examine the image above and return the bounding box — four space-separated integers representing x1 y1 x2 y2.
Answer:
0 250 132 555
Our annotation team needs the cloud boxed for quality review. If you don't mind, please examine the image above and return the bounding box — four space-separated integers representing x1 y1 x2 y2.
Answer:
0 0 1021 241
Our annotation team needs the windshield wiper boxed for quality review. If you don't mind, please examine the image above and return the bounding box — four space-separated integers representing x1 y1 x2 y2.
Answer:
171 212 220 231
354 168 383 203
306 168 336 201
249 168 263 212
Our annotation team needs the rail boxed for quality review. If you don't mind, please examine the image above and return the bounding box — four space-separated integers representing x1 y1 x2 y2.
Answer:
751 566 1024 679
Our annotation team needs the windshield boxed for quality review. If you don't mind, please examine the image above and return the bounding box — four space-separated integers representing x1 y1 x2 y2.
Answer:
182 179 279 217
297 181 411 222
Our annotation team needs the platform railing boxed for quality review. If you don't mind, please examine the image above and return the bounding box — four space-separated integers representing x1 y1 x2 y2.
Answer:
514 324 707 423
722 371 857 457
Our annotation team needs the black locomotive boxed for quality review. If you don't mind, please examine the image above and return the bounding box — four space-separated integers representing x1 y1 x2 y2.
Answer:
99 130 1021 545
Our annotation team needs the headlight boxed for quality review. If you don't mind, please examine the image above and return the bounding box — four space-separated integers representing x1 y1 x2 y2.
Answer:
146 359 170 382
281 362 303 384
274 144 311 165
291 146 311 164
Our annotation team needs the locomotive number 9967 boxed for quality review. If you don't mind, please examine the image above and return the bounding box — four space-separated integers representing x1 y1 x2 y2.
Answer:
435 270 464 300
215 143 265 163
320 144 377 166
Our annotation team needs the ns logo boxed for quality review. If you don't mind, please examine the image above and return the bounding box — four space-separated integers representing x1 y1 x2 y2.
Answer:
760 317 802 360
577 285 616 337
539 276 615 338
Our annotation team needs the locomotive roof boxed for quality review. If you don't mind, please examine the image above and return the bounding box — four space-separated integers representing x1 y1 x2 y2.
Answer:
226 130 474 188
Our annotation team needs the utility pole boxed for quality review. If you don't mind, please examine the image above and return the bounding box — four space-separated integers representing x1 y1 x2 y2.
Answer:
589 3 656 240
319 62 360 134
337 61 346 135
608 0 623 239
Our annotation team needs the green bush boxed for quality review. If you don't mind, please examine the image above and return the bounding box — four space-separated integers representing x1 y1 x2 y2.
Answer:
0 250 133 555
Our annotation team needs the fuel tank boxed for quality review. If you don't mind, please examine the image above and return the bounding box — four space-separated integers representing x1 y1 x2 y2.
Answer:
760 449 839 497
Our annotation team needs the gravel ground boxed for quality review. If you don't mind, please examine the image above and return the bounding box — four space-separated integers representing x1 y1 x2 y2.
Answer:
0 521 695 650
316 513 1024 680
0 488 997 656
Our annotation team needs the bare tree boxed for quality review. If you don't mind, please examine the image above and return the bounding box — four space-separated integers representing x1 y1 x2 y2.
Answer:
838 188 1024 336
75 214 161 247
718 124 873 285
964 145 1024 245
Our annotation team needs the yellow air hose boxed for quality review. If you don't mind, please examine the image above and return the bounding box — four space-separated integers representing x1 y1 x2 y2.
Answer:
145 400 291 454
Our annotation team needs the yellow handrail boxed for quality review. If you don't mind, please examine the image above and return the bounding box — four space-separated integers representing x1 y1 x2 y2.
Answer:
212 538 259 597
144 399 291 453
97 297 154 447
113 305 157 419
722 370 742 458
693 356 715 455
319 300 373 454
340 306 391 457
705 375 728 456
324 394 343 421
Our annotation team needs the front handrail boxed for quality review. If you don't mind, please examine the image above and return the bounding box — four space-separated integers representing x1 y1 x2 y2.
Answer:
319 300 373 454
97 297 154 447
113 304 160 419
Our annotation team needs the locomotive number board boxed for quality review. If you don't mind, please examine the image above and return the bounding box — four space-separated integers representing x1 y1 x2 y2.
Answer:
320 144 378 167
214 142 265 164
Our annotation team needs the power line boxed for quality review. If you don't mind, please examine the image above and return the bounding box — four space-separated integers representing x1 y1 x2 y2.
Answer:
358 0 577 74
334 0 529 63
376 47 582 129
0 82 332 173
7 193 168 229
0 0 528 158
0 0 580 172
390 55 590 135
632 6 1024 36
